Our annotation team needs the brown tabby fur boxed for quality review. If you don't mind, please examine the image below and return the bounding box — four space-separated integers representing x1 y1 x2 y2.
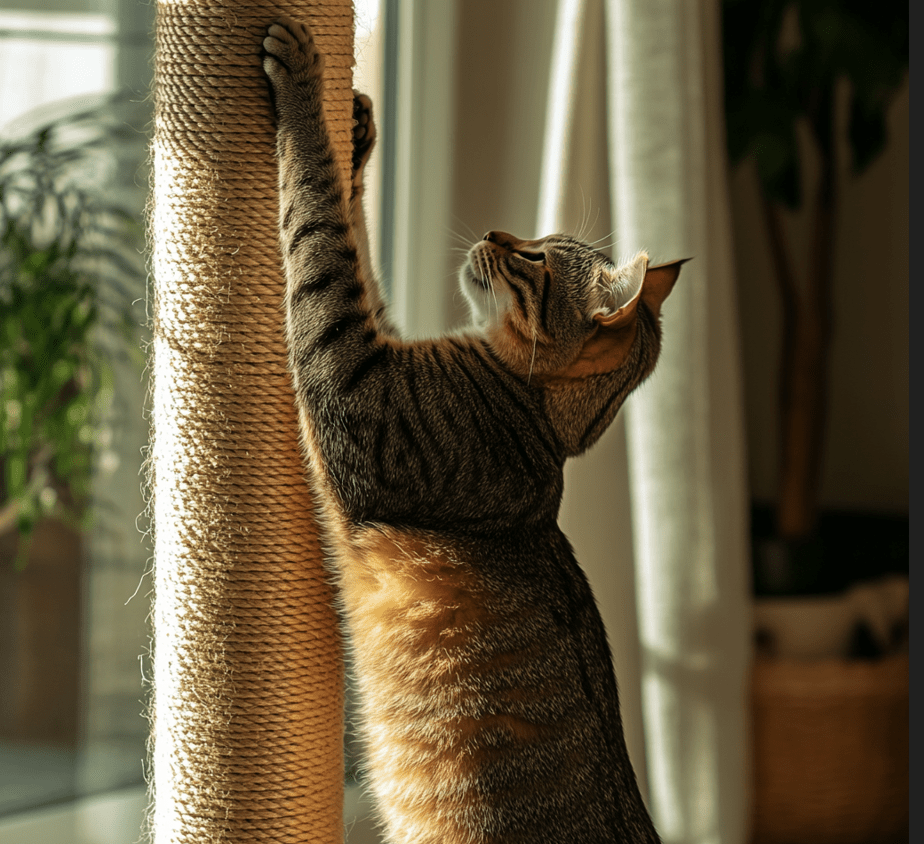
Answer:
264 17 685 844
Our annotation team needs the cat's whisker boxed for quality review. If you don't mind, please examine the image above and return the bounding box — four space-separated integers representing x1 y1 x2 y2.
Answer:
527 329 538 386
587 228 619 248
573 202 603 247
576 185 590 242
482 253 500 320
479 252 497 320
450 213 479 243
445 225 475 249
588 236 621 259
585 205 602 243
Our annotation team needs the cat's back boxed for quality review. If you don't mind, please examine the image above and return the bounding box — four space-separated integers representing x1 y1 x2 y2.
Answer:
339 522 658 844
306 336 565 533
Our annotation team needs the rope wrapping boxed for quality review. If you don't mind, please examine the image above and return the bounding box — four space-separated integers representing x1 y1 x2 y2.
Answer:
149 2 353 841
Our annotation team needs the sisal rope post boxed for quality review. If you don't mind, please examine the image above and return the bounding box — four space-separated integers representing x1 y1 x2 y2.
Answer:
149 2 353 841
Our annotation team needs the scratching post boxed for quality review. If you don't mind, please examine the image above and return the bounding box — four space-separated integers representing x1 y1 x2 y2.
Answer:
149 2 353 841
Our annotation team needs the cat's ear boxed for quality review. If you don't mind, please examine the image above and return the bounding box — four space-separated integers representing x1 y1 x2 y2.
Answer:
539 255 688 383
594 254 689 329
592 251 649 328
637 257 689 320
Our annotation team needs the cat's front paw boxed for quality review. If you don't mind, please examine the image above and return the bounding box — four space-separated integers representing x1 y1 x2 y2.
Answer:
352 92 376 190
263 16 324 118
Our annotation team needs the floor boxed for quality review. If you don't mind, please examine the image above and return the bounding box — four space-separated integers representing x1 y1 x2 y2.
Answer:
0 782 382 844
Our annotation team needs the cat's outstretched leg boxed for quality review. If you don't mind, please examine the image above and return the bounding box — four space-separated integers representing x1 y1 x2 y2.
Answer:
351 92 376 192
350 92 395 335
263 17 327 137
263 18 374 398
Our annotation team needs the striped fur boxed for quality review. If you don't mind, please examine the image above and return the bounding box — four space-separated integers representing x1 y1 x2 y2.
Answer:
264 17 684 844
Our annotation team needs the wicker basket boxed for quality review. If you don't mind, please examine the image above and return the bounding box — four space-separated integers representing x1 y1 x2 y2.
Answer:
750 654 908 844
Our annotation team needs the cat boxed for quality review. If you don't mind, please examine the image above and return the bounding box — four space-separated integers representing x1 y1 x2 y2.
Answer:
263 17 685 844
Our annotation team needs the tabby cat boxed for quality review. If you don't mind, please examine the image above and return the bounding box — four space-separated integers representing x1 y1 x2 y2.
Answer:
264 17 685 844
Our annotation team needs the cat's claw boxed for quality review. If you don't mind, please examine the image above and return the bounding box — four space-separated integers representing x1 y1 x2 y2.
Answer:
263 16 324 111
352 92 376 187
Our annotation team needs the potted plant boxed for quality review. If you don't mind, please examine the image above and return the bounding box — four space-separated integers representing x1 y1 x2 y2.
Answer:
0 96 146 751
722 4 908 841
722 0 908 587
0 96 144 568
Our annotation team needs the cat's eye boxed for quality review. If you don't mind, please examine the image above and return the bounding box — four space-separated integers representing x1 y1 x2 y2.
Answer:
514 250 545 264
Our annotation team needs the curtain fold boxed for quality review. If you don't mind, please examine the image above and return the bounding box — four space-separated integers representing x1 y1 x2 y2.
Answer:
604 1 752 842
537 1 752 842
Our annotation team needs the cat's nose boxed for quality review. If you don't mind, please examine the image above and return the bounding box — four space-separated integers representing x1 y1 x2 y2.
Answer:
483 231 517 248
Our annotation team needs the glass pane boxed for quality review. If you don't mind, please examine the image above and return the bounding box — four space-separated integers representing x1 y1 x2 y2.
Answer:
0 9 150 822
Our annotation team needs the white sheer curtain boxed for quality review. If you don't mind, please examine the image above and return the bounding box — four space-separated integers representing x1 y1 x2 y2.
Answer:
537 1 752 842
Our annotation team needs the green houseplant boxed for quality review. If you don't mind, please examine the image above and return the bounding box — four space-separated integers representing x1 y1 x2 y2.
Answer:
723 8 909 841
722 0 908 591
0 96 145 567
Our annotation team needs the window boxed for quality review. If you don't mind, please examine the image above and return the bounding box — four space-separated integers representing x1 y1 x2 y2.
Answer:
0 2 388 840
0 6 144 824
0 10 115 132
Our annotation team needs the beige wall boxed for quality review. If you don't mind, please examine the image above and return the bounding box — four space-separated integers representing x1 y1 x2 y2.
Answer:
729 84 909 514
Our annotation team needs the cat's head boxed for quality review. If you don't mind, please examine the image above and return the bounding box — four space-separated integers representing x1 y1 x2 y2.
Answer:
461 230 686 454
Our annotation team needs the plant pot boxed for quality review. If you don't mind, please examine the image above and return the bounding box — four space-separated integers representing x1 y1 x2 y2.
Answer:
754 593 857 660
750 654 908 844
0 519 83 746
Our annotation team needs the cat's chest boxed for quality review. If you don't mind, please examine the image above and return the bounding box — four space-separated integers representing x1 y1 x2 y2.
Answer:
337 526 488 656
334 524 578 673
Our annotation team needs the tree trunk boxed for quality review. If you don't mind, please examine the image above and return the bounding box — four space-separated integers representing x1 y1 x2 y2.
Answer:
762 113 837 541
